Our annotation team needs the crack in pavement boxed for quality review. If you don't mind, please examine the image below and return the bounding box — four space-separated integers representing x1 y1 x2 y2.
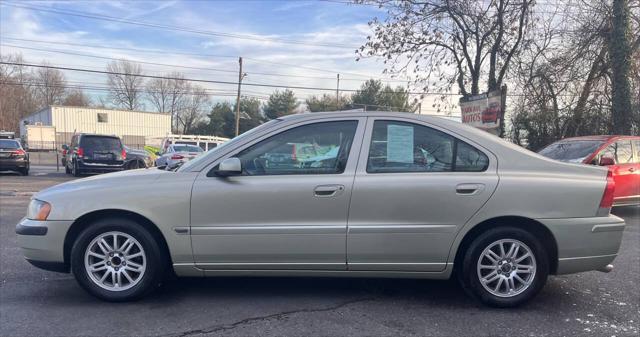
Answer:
163 297 376 337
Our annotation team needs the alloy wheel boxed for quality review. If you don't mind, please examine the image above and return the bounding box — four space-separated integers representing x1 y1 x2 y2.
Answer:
84 231 146 292
476 239 536 298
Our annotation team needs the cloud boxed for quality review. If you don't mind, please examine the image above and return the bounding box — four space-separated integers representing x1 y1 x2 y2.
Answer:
0 1 447 114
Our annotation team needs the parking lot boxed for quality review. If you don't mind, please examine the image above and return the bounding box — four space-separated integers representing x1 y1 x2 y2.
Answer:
1 167 638 337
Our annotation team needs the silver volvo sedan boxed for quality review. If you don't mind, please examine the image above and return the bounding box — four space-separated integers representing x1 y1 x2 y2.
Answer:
16 112 625 307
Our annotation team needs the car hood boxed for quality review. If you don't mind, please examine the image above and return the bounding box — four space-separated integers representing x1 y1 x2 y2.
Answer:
35 168 170 201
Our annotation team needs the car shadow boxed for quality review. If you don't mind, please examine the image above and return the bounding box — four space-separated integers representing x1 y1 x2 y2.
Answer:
612 205 639 218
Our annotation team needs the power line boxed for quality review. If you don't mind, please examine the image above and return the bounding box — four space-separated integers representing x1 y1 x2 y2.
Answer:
1 2 356 49
0 37 411 82
0 61 461 96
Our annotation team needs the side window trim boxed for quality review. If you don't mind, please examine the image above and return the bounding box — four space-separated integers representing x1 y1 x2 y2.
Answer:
363 119 489 174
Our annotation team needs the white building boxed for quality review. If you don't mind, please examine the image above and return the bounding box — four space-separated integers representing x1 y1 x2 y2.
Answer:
20 106 171 147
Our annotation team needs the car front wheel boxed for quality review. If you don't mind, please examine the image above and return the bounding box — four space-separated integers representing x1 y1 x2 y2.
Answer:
459 227 549 307
70 217 165 301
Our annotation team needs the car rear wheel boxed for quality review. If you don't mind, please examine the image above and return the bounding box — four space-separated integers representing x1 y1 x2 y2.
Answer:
459 227 549 307
18 167 28 176
72 161 81 177
70 217 165 301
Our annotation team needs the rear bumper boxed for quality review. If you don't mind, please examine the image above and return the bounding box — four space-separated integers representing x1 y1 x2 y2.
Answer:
0 158 28 169
15 218 73 273
77 161 124 173
538 215 625 274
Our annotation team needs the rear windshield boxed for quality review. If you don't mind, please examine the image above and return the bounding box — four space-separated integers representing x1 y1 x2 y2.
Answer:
80 136 122 152
173 145 203 153
0 139 20 149
538 140 604 161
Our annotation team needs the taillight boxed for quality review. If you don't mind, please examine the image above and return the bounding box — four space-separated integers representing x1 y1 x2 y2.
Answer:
121 148 126 160
12 149 25 156
171 154 184 160
77 147 84 157
62 149 67 156
599 170 615 208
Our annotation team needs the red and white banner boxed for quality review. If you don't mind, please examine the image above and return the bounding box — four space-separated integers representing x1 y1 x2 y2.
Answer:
459 89 503 131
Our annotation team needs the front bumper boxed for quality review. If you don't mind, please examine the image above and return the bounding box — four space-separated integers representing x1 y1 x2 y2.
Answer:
538 215 626 274
15 217 73 273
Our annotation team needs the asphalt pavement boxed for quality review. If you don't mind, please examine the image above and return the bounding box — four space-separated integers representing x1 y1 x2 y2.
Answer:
1 167 638 336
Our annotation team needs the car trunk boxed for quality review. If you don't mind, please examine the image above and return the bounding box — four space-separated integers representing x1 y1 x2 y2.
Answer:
81 136 124 165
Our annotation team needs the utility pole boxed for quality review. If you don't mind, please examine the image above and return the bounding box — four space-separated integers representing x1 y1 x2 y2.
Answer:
235 57 244 137
336 74 340 110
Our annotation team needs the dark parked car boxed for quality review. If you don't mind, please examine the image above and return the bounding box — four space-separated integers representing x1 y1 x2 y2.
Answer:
0 139 29 175
64 134 125 176
124 146 153 169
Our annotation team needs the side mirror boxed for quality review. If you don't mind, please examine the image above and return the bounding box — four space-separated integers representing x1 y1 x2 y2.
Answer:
61 144 69 151
599 156 615 166
214 157 242 177
155 151 161 156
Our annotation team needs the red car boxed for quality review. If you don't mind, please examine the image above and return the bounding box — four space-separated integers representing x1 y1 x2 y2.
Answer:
482 102 500 124
539 135 640 206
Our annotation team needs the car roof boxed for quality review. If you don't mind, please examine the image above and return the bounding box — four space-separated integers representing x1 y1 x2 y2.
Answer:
78 133 120 138
278 111 464 127
558 135 639 142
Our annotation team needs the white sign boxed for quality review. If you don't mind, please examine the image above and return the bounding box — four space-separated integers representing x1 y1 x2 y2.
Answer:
459 89 502 130
386 124 414 163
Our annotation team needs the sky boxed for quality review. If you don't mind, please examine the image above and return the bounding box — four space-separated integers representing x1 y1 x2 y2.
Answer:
1 0 449 113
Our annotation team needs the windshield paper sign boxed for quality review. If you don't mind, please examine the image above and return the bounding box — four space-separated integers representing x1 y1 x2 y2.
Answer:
460 89 502 130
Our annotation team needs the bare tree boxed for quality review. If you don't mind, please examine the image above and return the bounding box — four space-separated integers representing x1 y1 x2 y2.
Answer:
0 53 38 132
146 72 189 132
357 0 534 96
34 62 66 107
106 59 144 110
510 0 640 147
63 89 92 106
178 84 209 134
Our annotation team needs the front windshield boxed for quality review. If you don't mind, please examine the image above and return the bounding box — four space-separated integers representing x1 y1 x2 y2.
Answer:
177 119 281 172
538 140 604 162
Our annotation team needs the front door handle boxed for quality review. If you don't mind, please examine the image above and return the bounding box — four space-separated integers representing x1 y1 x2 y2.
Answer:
314 184 344 197
456 183 484 195
629 167 636 173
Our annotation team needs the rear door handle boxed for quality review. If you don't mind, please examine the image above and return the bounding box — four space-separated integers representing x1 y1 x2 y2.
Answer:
456 183 484 195
314 184 344 197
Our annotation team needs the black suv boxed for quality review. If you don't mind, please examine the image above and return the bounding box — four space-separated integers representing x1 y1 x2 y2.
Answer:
64 134 125 176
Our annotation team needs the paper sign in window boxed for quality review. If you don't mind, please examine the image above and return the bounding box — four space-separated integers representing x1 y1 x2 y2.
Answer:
386 124 414 163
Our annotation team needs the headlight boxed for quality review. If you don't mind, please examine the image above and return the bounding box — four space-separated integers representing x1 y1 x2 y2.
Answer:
27 199 51 221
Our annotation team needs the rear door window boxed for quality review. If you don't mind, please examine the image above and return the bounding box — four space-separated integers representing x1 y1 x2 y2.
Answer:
598 141 633 164
615 141 634 164
366 120 488 173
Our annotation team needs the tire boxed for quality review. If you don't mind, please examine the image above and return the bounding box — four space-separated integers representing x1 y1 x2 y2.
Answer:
72 161 81 177
70 217 165 302
19 167 29 176
65 164 71 174
458 227 549 307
